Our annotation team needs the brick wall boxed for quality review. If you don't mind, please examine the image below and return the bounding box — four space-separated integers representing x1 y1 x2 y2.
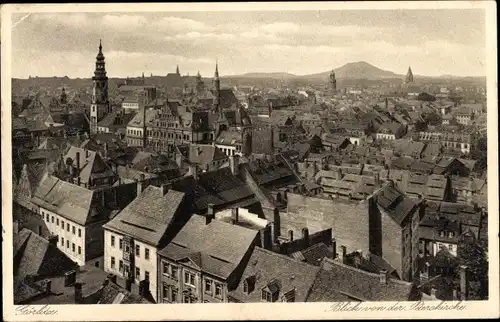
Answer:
284 193 369 254
379 206 404 279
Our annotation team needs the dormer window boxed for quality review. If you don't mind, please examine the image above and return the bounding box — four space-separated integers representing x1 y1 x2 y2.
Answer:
439 231 445 238
261 279 280 302
448 231 455 238
243 276 255 294
261 289 273 302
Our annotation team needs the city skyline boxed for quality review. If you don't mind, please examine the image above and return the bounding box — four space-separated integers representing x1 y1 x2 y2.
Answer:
12 9 486 79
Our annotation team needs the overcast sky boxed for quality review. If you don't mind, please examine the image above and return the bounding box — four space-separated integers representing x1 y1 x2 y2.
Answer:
11 9 486 78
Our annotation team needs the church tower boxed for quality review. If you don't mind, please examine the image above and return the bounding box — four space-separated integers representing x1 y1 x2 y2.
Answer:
176 65 180 76
404 66 414 86
213 61 221 112
196 71 205 95
90 40 109 133
329 69 337 94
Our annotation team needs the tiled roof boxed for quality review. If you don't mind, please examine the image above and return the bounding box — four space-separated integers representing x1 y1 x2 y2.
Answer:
373 182 418 226
104 186 185 246
31 176 105 225
62 145 115 186
216 130 242 145
14 228 76 279
159 215 258 279
306 258 415 302
188 144 227 167
98 280 151 304
127 108 157 128
229 247 319 302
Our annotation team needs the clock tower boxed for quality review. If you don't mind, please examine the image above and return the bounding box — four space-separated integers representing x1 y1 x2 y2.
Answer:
90 40 110 133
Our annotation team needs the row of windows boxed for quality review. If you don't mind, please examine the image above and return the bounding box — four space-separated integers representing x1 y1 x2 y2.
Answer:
60 236 82 255
110 236 151 260
110 257 150 281
128 129 143 136
42 211 82 237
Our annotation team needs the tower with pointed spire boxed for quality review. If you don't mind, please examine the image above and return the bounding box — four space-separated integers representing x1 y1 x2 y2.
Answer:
213 61 221 112
329 69 337 94
195 70 205 95
176 65 180 76
90 39 110 133
404 66 414 86
60 87 67 105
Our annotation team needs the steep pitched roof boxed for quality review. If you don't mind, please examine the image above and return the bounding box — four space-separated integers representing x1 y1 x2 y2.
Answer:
306 258 415 302
229 247 319 302
31 176 104 225
159 215 258 279
372 182 418 226
103 186 185 246
62 145 115 186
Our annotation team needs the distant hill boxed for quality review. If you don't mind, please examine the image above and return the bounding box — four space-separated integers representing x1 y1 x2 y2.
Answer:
302 61 400 80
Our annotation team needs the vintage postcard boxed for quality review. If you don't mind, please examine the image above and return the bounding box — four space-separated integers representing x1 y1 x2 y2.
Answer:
1 1 499 321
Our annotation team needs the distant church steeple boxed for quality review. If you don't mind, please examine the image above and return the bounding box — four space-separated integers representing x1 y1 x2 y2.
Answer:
176 65 180 76
329 69 337 94
213 61 220 112
404 66 414 85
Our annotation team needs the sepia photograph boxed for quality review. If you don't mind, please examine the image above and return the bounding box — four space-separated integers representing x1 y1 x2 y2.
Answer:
1 1 499 321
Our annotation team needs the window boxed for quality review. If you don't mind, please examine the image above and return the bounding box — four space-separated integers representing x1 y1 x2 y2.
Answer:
119 239 123 250
66 223 70 232
72 243 75 252
72 226 76 235
135 244 140 256
145 248 150 260
78 229 81 237
204 279 212 294
135 267 140 279
184 271 195 286
163 284 169 300
61 237 64 246
215 283 222 298
145 271 150 281
66 240 69 248
171 266 178 280
111 257 116 269
163 262 170 276
78 246 81 255
51 216 54 223
171 289 178 302
111 236 115 247
46 215 49 223
61 220 64 228
56 218 59 225
261 290 272 302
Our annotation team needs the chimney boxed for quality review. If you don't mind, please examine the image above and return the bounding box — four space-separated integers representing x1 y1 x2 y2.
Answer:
48 234 58 246
84 148 89 158
189 164 199 180
380 269 388 284
77 176 81 186
341 245 347 264
288 230 294 242
374 172 380 186
44 279 52 295
64 270 77 286
139 280 150 297
206 203 215 224
104 142 108 158
136 181 143 197
302 227 309 248
459 265 468 300
229 155 240 176
176 152 183 168
231 207 239 224
331 237 337 259
74 282 83 303
161 183 171 196
107 274 117 284
430 287 437 299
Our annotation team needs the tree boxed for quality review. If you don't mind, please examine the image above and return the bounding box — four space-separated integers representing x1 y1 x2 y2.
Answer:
417 92 436 102
456 241 489 300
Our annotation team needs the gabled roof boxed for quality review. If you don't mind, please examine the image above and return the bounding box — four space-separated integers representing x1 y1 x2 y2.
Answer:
159 215 258 279
31 176 106 225
187 144 227 167
14 228 76 279
372 182 418 226
103 186 185 246
306 258 415 302
229 247 319 302
62 145 115 186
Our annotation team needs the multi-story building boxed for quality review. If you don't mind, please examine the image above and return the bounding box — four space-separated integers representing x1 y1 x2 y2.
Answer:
31 175 112 266
453 107 474 126
419 130 472 154
102 184 186 302
126 107 156 147
375 122 407 140
157 214 259 304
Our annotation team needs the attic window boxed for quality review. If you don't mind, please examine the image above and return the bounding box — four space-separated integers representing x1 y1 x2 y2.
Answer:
261 290 273 302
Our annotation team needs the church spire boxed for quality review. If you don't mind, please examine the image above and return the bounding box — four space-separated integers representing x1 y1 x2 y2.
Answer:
176 65 180 76
405 66 414 84
99 39 102 53
213 61 221 112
